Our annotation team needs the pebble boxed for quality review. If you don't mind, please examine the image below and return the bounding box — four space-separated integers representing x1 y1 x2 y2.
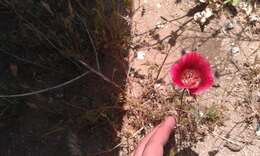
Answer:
224 19 236 30
194 12 203 22
249 15 260 24
156 21 164 28
256 121 260 136
193 8 213 24
199 0 207 3
229 46 240 54
224 142 243 152
137 51 145 60
154 83 161 89
156 3 162 8
204 8 213 18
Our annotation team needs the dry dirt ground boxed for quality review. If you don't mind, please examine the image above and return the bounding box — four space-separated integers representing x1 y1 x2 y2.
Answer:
119 0 260 156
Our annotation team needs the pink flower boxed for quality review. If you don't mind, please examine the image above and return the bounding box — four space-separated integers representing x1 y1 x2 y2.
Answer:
170 52 214 94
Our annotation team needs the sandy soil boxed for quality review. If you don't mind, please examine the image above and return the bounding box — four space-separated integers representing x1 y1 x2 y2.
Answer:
119 0 260 155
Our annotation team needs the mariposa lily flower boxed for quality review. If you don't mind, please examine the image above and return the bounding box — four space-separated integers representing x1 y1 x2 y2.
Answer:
170 52 214 94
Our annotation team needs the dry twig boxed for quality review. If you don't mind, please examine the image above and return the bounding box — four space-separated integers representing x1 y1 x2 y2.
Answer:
76 14 101 72
78 60 122 90
211 132 243 147
0 71 90 98
0 48 59 72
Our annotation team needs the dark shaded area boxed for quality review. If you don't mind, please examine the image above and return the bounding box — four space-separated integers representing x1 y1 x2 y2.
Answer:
175 147 199 156
208 150 219 156
175 0 182 4
0 0 130 156
186 3 208 17
0 109 70 156
224 4 238 17
164 134 176 156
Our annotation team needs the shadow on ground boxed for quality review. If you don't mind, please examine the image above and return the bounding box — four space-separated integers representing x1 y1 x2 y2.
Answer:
0 0 130 156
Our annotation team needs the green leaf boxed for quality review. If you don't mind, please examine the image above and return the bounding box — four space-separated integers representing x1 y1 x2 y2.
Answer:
232 0 240 6
224 0 240 6
224 0 232 4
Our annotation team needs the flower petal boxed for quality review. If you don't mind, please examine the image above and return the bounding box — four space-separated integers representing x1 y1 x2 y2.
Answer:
170 51 214 94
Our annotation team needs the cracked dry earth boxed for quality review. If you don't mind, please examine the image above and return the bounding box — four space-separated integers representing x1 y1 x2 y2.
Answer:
119 0 260 156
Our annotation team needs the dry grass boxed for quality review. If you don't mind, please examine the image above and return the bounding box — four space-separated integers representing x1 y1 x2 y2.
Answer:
0 0 131 156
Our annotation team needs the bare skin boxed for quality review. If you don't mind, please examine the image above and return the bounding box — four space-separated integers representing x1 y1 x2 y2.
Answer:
132 116 176 156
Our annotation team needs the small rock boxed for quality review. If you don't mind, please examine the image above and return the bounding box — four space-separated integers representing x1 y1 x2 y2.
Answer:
156 21 164 28
249 15 260 24
194 12 203 22
156 3 162 8
229 46 240 54
199 0 207 3
224 142 243 152
224 19 236 30
154 83 161 89
201 17 207 23
137 51 145 60
193 8 213 24
199 111 204 117
256 121 260 136
204 8 213 19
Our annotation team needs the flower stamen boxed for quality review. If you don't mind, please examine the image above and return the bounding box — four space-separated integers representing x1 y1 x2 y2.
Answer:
181 69 201 88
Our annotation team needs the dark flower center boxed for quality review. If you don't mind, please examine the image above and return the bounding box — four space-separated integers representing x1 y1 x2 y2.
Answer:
181 69 201 88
